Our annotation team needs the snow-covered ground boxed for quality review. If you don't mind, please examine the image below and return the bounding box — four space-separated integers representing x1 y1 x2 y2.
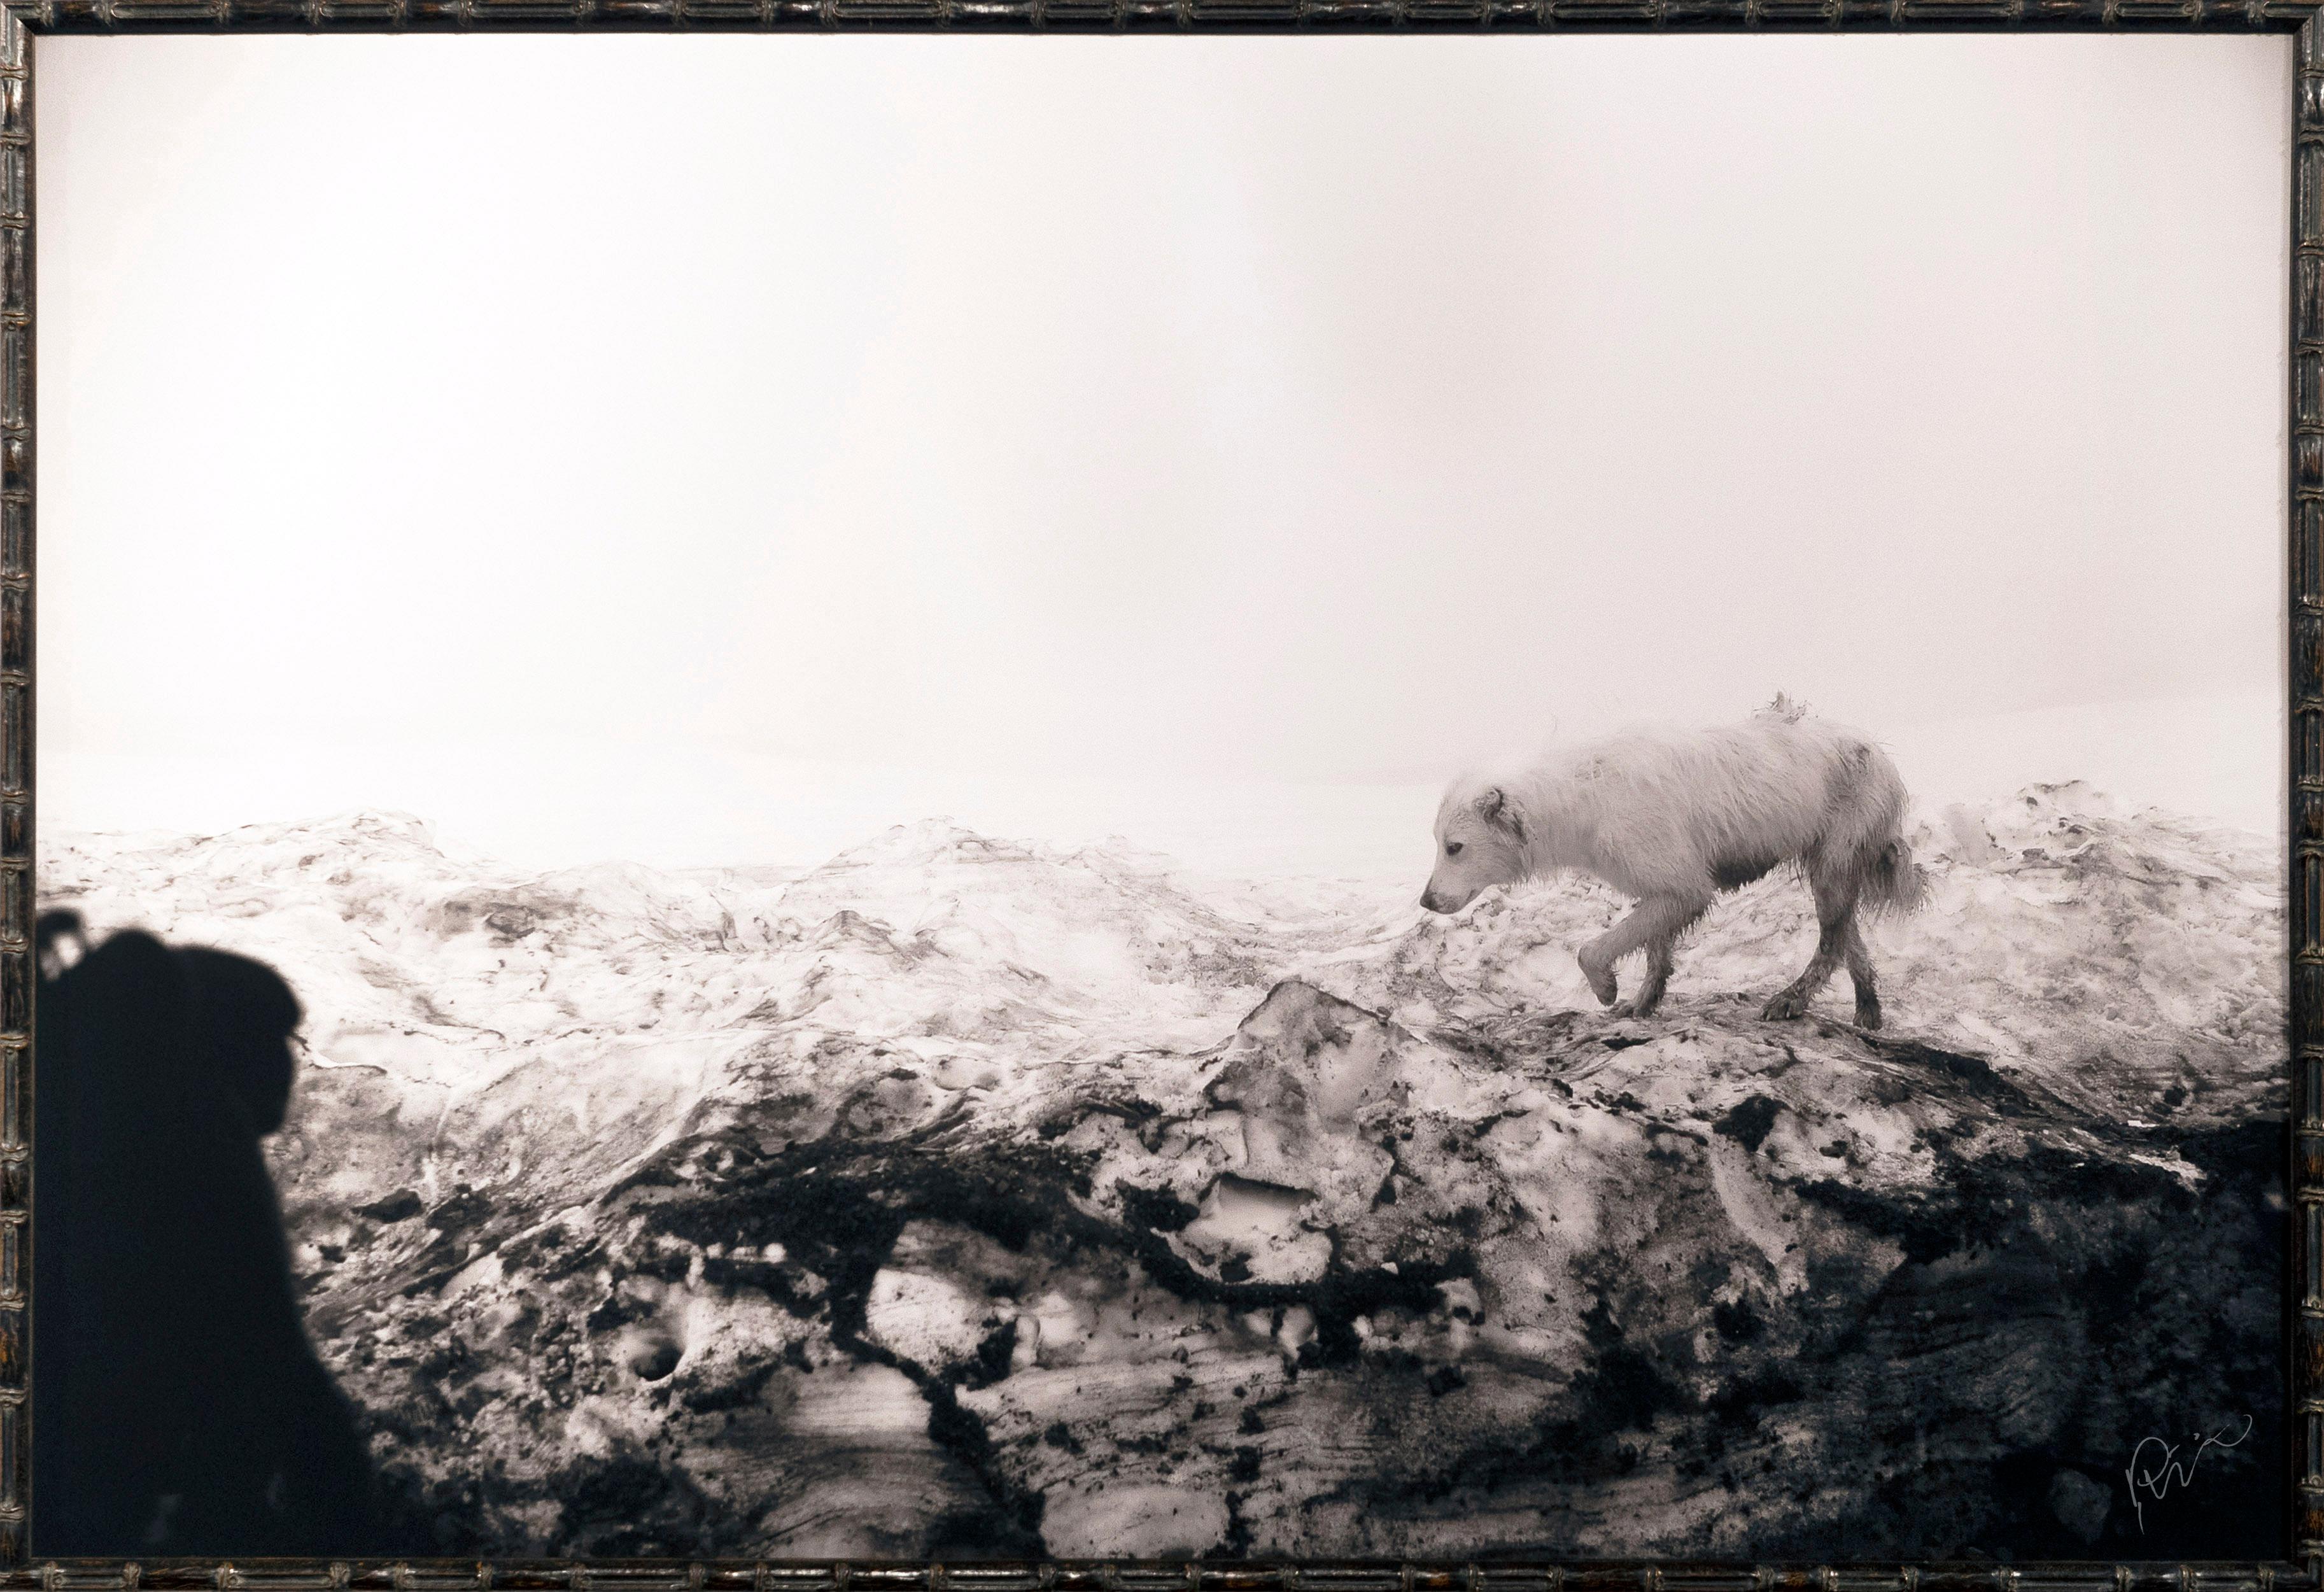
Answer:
43 783 2280 1187
36 780 2288 1558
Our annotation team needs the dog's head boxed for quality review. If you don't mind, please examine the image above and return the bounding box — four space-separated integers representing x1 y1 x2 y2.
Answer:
1420 780 1530 913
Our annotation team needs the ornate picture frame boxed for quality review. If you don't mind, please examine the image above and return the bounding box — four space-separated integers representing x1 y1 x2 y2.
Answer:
5 10 2307 1584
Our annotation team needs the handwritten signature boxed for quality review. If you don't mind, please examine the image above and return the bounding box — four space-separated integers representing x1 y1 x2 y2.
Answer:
2124 1415 2254 1533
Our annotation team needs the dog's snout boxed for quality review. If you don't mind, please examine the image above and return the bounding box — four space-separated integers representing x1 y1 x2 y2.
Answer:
1419 891 1444 913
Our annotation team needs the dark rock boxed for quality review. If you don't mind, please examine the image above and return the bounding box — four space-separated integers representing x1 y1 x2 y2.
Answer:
1714 1094 1784 1153
356 1189 423 1223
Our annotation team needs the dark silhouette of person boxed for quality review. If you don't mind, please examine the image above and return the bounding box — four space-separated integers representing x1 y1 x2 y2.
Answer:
32 910 385 1554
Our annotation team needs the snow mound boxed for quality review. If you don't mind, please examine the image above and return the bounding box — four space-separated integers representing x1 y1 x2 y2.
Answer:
37 787 2285 1559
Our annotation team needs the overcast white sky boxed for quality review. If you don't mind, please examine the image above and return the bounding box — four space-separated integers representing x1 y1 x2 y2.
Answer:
34 32 2290 874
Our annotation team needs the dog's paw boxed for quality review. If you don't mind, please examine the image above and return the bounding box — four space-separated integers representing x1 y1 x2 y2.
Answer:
1579 957 1618 1007
1759 990 1808 1022
1854 1000 1884 1031
1609 995 1660 1020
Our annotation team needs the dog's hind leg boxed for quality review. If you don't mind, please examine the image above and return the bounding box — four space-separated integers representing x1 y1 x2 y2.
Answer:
1581 893 1708 1011
1842 920 1882 1030
1762 870 1859 1023
1761 922 1845 1022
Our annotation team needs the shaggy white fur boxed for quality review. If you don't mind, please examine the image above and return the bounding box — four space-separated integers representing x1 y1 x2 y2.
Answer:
1420 711 1922 1025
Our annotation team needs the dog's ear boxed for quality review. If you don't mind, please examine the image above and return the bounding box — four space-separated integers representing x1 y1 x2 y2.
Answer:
1474 785 1525 838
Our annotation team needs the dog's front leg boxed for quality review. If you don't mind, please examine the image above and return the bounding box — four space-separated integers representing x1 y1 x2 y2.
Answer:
1579 894 1710 1011
1612 931 1681 1019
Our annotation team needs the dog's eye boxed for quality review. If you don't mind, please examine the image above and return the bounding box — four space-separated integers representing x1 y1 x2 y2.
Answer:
1446 842 1464 857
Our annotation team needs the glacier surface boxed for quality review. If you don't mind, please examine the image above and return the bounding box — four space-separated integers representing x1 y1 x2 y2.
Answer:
38 785 2286 1558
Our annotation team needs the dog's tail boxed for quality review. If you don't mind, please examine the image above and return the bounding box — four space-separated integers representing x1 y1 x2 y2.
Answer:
1862 833 1926 917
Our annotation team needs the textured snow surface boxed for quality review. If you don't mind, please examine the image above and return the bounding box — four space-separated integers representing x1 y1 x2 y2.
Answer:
39 784 2286 1558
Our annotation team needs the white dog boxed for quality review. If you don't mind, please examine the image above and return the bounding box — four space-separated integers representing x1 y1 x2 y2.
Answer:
1419 712 1922 1027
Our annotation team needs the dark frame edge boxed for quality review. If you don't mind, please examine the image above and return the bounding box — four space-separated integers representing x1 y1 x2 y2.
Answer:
0 1 2312 1582
4 0 30 1573
0 0 2309 35
2297 19 2324 1592
0 1568 2319 1591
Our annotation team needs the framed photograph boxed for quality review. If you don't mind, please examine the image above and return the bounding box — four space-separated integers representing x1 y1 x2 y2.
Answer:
12 8 2309 1581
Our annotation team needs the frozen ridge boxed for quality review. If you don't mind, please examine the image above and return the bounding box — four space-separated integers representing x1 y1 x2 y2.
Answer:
36 784 2288 1559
